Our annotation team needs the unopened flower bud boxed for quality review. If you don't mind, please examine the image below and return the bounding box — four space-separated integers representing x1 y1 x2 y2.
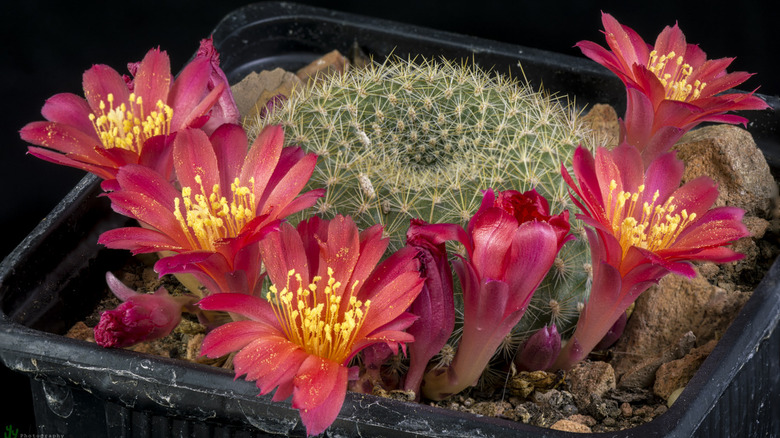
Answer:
514 324 562 371
94 272 186 348
594 311 627 350
196 36 240 132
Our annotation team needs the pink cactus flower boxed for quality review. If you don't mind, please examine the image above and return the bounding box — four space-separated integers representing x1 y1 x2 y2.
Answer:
20 39 239 183
577 12 768 166
418 188 572 400
198 215 424 436
555 144 750 369
98 124 323 296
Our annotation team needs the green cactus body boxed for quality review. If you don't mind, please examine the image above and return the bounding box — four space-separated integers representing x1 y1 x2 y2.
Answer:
248 56 595 368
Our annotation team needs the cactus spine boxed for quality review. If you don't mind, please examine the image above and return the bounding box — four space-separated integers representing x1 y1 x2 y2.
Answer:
247 55 595 364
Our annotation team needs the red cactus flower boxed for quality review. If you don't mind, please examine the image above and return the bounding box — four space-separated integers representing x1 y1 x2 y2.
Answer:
554 144 750 369
20 39 239 182
94 272 195 348
418 188 572 401
577 12 768 165
98 124 324 296
198 215 424 436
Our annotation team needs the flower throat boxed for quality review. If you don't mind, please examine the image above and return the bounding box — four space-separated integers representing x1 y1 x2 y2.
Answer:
646 50 707 102
268 268 371 363
607 180 697 255
174 175 256 250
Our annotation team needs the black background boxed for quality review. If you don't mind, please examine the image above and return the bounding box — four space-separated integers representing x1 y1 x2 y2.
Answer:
2 0 777 433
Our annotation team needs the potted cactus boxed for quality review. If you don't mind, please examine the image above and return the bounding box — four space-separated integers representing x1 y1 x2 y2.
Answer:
1 2 778 437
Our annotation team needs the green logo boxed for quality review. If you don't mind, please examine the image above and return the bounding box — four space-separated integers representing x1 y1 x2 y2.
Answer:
3 425 18 438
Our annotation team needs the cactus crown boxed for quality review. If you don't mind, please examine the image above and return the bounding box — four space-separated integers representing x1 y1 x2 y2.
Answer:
247 55 595 359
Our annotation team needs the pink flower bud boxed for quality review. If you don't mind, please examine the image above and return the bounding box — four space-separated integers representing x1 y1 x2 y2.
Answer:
259 94 288 119
514 324 562 371
403 218 455 395
94 272 184 348
594 311 627 351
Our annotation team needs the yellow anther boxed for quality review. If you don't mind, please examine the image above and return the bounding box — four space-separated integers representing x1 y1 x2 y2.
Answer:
89 92 172 154
607 184 696 256
646 50 705 102
173 174 257 251
267 268 369 363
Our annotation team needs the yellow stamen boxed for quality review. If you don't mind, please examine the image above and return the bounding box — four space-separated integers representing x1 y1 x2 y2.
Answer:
646 50 707 102
88 93 173 153
173 175 256 250
607 180 697 255
267 267 369 363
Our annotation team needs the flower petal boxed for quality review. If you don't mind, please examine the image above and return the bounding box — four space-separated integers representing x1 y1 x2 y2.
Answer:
197 292 279 326
82 64 130 112
200 320 277 358
168 56 212 130
209 124 248 189
40 93 96 133
292 355 345 411
296 361 348 436
173 128 220 192
132 48 172 112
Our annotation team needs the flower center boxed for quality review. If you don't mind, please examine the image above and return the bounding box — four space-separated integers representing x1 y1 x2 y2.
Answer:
607 180 697 255
497 190 551 224
646 50 707 102
173 175 256 251
268 267 371 363
88 93 173 153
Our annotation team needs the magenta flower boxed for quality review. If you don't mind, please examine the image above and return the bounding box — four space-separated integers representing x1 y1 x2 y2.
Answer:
98 124 324 296
514 324 561 372
402 218 455 397
554 144 750 370
195 36 241 134
20 39 238 182
94 272 195 348
577 13 768 165
198 215 424 436
418 188 572 400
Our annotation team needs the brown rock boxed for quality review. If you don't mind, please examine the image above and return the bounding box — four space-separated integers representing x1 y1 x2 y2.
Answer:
694 286 752 345
65 321 94 342
568 361 615 409
675 125 778 218
186 333 205 361
701 216 774 293
230 68 304 119
581 103 620 148
567 414 597 427
551 419 592 433
611 272 714 376
653 340 717 400
296 49 349 84
611 268 747 380
617 331 696 389
620 402 633 417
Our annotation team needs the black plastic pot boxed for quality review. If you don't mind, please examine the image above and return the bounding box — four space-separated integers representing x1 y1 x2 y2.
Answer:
1 2 779 437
